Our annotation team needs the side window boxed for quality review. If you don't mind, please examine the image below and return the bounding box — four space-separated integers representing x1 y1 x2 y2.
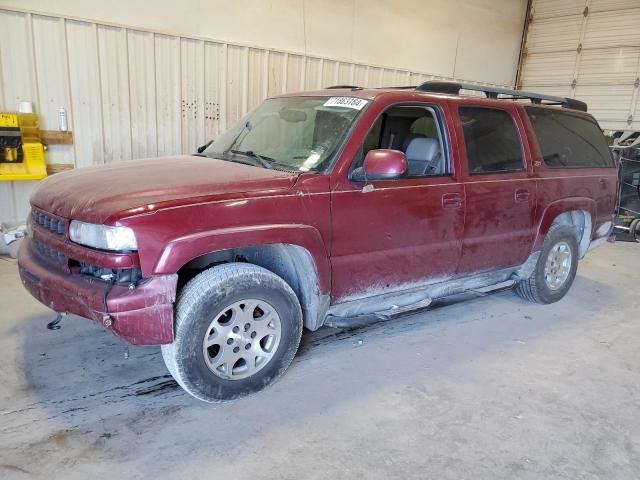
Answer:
459 107 524 174
356 106 448 177
362 116 383 159
525 107 613 168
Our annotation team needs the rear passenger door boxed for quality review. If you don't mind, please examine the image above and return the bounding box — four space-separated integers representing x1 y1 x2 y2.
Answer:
456 105 536 274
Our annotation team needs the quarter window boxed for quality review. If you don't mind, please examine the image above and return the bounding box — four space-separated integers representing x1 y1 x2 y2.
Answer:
525 107 613 168
459 107 524 174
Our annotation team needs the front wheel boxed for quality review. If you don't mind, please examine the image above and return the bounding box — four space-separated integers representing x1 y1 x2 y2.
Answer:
162 263 303 403
515 224 579 304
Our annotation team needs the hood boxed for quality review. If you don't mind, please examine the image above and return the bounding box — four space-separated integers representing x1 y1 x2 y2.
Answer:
31 156 299 223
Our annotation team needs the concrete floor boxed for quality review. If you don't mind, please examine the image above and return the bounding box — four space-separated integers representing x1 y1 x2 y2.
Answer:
0 242 639 479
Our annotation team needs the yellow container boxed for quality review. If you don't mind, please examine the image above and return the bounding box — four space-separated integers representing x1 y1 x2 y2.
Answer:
0 142 47 181
0 112 47 181
0 113 18 127
18 112 41 143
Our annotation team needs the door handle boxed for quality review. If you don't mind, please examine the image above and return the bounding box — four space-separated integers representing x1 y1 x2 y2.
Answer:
442 193 463 209
515 189 530 202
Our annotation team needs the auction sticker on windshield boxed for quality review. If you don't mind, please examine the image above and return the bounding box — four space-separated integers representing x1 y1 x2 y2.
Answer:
323 97 368 110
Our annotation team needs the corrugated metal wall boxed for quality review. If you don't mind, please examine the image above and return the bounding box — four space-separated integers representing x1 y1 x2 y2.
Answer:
0 7 502 224
519 0 640 131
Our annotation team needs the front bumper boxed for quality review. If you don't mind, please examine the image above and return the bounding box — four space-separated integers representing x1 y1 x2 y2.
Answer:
18 236 177 345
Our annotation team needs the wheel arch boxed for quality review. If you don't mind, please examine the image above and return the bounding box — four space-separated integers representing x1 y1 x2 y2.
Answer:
533 199 595 258
155 225 331 330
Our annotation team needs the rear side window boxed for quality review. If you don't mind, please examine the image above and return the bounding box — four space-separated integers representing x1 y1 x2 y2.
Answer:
525 107 613 168
459 107 524 174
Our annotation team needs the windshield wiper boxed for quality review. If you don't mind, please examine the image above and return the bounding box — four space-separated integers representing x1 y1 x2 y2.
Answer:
228 149 274 169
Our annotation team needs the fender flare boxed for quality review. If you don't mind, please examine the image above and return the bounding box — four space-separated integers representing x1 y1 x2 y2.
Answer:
532 197 596 253
152 223 331 294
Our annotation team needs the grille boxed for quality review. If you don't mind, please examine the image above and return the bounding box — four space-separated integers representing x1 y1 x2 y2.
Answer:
32 239 66 264
31 209 65 235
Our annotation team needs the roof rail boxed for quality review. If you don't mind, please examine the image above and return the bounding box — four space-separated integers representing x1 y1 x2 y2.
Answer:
414 81 588 112
325 85 363 90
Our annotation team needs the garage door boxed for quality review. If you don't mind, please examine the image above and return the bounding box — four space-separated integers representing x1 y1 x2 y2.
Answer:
518 0 640 131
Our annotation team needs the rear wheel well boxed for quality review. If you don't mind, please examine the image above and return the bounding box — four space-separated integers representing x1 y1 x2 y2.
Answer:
176 244 329 330
551 210 592 258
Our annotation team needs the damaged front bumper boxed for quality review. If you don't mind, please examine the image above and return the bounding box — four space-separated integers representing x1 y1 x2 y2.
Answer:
18 236 177 345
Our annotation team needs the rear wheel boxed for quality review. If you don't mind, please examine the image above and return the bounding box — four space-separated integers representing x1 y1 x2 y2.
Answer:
162 263 303 402
515 224 579 304
630 218 640 242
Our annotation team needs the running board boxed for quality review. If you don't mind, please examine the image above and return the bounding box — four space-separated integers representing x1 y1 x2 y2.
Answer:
323 272 518 329
324 298 433 328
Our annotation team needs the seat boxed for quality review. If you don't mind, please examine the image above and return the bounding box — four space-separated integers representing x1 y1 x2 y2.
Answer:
404 137 442 176
402 133 426 151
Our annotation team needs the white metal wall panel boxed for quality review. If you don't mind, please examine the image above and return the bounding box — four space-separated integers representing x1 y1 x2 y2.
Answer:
0 7 508 223
32 15 73 166
353 65 369 86
127 30 157 160
155 34 182 157
531 0 586 18
525 16 584 53
97 24 132 163
225 44 246 128
409 72 427 87
368 67 384 88
337 62 354 86
0 11 38 221
66 20 104 168
519 51 577 86
304 58 322 91
0 186 13 221
267 51 286 98
325 61 337 88
583 9 640 48
575 84 637 127
520 0 640 132
590 0 640 11
577 47 640 84
180 38 205 154
382 69 397 88
247 48 267 111
204 42 225 141
519 84 574 97
397 71 412 87
285 54 304 93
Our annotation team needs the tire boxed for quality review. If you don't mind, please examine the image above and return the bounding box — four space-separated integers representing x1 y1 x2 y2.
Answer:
630 218 640 242
161 262 303 403
515 224 579 304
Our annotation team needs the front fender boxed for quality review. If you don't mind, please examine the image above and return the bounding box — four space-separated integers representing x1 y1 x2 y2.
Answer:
532 197 596 252
153 223 331 293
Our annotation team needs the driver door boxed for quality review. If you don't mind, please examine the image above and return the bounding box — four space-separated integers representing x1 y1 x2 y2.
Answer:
329 102 464 302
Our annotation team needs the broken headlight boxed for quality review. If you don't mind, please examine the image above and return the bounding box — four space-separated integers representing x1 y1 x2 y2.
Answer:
69 220 137 252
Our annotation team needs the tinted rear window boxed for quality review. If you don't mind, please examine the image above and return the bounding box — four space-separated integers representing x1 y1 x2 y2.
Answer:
459 107 524 174
525 107 613 168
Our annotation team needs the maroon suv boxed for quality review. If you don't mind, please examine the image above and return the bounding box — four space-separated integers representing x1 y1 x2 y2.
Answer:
18 81 616 402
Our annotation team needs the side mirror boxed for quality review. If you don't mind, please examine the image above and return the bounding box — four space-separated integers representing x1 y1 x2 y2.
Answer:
351 149 407 181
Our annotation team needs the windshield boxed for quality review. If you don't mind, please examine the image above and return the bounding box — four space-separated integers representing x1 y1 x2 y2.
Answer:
202 96 368 172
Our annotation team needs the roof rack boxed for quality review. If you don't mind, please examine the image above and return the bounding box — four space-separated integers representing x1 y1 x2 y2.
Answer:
414 81 587 112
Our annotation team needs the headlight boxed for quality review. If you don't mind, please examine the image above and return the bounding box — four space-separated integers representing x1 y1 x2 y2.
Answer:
69 220 137 251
